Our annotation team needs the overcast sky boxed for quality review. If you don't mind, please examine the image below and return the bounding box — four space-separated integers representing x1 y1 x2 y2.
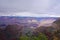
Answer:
0 0 60 17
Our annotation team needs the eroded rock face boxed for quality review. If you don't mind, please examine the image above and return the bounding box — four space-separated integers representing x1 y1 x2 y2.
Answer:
53 19 60 30
5 24 24 39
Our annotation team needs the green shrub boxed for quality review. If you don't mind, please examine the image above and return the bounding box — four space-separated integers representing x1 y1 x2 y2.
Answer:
31 33 48 40
19 36 29 40
19 33 48 40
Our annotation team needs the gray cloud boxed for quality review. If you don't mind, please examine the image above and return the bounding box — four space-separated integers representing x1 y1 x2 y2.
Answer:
0 0 33 13
0 0 60 17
